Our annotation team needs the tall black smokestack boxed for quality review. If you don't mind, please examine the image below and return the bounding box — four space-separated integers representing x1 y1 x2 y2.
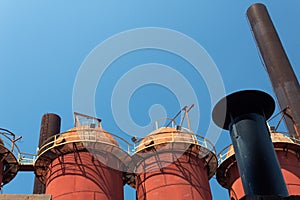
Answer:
33 113 61 194
213 90 289 197
247 3 300 138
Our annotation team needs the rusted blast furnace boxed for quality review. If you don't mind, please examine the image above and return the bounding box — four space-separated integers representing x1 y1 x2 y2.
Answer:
34 113 131 200
247 3 300 138
127 107 217 200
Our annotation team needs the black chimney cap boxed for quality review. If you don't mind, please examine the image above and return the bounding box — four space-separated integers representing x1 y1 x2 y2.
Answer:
212 90 275 130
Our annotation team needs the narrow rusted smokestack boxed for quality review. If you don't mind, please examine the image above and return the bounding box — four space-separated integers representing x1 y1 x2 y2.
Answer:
213 90 289 197
33 113 61 194
247 3 300 138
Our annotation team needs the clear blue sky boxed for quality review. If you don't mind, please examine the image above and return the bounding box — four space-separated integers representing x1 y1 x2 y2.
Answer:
0 1 299 199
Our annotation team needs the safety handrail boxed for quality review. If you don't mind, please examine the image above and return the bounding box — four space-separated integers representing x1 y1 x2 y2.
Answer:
217 131 300 165
18 152 36 165
133 130 216 154
217 144 234 164
0 130 21 162
37 129 133 158
152 118 176 130
270 131 300 143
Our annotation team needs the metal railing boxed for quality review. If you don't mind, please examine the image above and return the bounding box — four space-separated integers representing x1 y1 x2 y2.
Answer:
133 130 216 154
218 144 234 164
217 131 300 165
38 129 133 157
0 128 21 162
18 152 36 165
0 129 38 167
153 118 176 130
0 126 217 168
270 131 300 144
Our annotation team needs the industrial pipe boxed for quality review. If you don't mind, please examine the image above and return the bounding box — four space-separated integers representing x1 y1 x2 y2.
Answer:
33 113 61 194
247 3 300 138
213 90 289 197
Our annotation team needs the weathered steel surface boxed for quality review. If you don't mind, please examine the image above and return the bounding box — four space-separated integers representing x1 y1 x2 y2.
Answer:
33 113 61 194
247 3 300 138
136 151 213 200
45 151 124 200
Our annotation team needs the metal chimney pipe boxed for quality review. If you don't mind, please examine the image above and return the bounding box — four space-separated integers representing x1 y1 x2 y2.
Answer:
33 113 61 194
213 90 289 197
247 3 300 138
